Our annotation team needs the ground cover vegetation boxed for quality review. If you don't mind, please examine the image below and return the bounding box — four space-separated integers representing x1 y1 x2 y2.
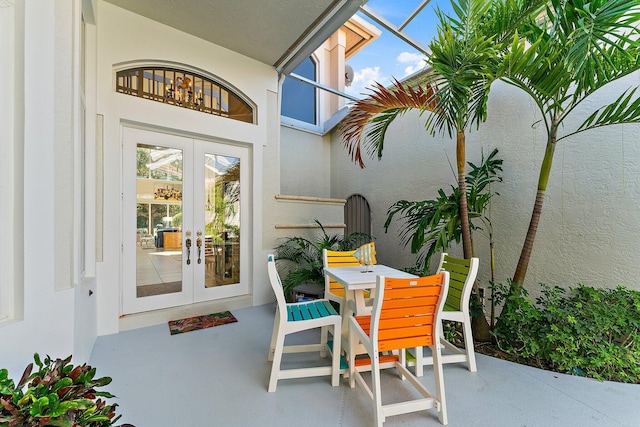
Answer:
339 0 640 382
475 283 640 383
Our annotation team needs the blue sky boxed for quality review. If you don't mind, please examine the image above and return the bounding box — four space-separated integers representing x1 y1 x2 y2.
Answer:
345 0 454 98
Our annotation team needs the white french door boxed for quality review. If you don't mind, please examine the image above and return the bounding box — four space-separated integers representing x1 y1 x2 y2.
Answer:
122 128 249 314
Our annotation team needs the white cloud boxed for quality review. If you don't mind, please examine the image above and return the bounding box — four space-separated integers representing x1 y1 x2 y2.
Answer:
397 51 427 77
397 52 424 63
345 66 390 99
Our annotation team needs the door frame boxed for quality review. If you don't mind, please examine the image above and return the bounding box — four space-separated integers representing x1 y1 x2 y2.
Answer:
121 126 250 315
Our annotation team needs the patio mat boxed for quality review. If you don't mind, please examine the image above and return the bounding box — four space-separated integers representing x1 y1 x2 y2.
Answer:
168 311 238 335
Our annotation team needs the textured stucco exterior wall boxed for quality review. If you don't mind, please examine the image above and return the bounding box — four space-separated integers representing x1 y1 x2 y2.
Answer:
280 126 332 197
331 75 640 295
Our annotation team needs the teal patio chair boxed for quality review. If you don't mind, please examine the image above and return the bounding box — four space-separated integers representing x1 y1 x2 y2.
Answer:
266 254 342 392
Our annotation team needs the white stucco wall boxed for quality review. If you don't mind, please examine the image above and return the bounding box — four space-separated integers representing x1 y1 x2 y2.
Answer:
0 0 18 323
280 127 332 197
0 0 78 378
95 1 278 334
330 76 640 296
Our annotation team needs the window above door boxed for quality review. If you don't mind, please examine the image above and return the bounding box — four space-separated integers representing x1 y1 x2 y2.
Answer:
115 64 256 124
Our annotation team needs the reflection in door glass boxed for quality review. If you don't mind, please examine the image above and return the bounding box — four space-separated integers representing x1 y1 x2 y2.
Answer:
135 144 183 298
204 153 240 288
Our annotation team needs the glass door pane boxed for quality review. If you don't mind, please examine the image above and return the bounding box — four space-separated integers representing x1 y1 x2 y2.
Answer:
203 153 241 288
123 129 247 313
135 144 184 298
194 140 249 302
122 128 193 315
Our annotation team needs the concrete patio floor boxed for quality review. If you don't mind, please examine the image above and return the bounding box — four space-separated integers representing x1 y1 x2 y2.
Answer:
90 303 640 426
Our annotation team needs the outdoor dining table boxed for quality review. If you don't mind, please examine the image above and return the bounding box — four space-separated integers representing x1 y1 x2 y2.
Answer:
323 264 418 356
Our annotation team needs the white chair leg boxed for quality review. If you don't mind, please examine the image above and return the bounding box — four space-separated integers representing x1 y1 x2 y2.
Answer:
268 312 280 362
432 343 448 425
371 354 384 427
461 315 477 372
348 326 357 388
414 346 424 377
320 325 328 358
268 331 285 392
330 322 341 387
396 349 406 380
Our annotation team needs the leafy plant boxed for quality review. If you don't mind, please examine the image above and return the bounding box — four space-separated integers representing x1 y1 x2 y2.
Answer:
491 283 640 383
0 354 126 427
383 149 502 342
274 220 371 301
384 148 502 273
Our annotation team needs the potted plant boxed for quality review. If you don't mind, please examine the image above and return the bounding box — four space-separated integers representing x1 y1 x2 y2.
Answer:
274 220 371 301
0 353 131 426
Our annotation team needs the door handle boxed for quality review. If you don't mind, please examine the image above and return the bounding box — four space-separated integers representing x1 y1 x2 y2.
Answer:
185 231 192 265
196 230 203 264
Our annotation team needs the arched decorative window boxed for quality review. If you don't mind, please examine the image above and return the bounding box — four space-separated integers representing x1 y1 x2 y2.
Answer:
116 65 255 124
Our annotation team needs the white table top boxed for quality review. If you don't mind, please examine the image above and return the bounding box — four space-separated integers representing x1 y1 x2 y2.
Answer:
323 264 417 291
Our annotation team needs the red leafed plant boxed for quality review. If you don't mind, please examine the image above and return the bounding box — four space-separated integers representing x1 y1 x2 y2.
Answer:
0 353 131 427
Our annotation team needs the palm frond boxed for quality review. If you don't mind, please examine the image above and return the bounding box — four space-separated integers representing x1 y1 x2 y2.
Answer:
507 0 640 109
385 188 462 271
559 0 640 96
340 79 437 168
564 87 640 139
466 148 503 193
426 1 501 135
480 0 547 45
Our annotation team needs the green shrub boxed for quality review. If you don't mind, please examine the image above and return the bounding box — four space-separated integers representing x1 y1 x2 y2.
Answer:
492 283 640 383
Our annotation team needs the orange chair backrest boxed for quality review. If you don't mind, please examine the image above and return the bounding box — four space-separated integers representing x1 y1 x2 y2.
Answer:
371 273 448 352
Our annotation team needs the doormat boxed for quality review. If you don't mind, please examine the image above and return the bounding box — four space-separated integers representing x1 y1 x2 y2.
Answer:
168 311 238 335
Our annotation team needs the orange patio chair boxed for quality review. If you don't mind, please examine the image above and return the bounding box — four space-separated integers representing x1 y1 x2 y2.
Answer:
348 272 450 426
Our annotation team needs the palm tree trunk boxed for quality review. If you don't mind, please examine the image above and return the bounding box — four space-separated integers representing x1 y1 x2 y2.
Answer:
456 130 473 258
512 126 558 288
457 129 492 341
489 237 496 328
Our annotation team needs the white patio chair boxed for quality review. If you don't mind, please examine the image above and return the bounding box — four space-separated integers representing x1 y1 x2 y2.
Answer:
408 253 480 375
266 254 342 392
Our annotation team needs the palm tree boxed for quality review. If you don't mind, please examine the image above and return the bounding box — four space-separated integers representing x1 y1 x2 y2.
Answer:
342 0 498 260
341 0 545 339
499 0 640 288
